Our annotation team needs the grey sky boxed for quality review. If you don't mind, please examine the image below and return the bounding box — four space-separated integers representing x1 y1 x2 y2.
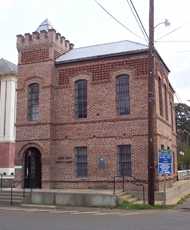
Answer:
0 0 189 104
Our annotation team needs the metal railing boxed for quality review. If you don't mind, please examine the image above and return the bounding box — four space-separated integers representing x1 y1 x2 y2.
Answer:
0 176 147 205
0 175 15 206
178 170 190 180
113 175 146 204
0 175 32 206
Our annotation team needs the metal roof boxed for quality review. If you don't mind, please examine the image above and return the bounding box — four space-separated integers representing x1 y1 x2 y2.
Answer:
0 58 17 76
36 18 55 32
56 40 148 64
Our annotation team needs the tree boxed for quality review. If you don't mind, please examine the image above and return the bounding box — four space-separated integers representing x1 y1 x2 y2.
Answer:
175 103 190 169
175 103 190 133
178 145 190 170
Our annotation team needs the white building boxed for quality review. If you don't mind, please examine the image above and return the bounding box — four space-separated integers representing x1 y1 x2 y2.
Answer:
0 58 17 176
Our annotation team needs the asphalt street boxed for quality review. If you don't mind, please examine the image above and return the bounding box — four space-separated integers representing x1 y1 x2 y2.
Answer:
0 207 189 230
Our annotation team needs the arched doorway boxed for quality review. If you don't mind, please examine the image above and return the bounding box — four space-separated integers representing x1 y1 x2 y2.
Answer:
24 147 41 188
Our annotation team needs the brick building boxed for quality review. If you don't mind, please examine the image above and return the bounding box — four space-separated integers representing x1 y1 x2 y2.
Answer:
0 58 17 177
15 19 177 190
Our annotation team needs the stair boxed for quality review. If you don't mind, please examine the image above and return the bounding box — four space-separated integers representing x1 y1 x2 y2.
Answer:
0 191 25 206
118 193 139 204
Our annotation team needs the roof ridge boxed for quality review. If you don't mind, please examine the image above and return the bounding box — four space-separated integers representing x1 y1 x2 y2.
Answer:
74 40 147 50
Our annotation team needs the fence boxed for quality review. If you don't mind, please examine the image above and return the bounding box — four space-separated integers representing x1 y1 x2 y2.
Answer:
178 170 190 180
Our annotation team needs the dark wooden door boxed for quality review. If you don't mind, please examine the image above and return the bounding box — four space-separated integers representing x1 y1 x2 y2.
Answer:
24 148 41 188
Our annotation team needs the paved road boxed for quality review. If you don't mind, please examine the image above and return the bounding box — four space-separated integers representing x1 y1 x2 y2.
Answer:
0 207 189 230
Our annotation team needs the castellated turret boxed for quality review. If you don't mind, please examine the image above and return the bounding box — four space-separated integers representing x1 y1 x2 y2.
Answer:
16 19 74 65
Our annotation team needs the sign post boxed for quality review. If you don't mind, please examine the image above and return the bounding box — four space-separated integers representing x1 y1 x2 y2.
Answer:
158 149 173 206
158 149 173 176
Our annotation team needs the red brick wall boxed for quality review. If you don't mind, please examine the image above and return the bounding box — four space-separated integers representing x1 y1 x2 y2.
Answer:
21 48 49 64
155 58 177 186
15 34 177 190
0 143 15 168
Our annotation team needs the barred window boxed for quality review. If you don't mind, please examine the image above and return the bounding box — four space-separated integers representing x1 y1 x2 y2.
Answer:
170 101 174 130
76 147 88 177
28 83 39 121
116 75 130 115
75 80 87 118
118 145 132 177
164 84 168 120
158 78 163 116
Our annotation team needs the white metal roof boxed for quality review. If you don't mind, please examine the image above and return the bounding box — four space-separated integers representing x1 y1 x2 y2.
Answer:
0 58 17 76
56 40 148 64
36 19 55 32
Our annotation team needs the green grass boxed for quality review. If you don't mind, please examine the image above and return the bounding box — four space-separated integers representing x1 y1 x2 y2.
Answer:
118 201 175 210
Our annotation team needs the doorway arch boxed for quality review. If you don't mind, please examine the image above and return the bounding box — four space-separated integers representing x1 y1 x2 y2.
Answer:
24 147 42 189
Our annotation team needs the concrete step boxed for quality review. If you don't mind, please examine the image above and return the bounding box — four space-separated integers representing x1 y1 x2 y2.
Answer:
0 193 23 197
0 197 22 201
118 194 139 204
0 196 23 199
0 191 27 204
21 204 56 209
133 200 144 204
0 199 22 203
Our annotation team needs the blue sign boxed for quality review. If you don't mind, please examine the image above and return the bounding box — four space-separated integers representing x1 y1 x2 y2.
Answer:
158 150 173 176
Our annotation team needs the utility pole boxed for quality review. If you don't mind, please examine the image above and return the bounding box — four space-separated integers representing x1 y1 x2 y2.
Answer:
148 0 155 205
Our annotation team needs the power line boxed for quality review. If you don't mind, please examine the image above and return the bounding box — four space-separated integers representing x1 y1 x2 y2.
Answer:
177 50 190 53
175 92 184 104
156 40 190 43
157 21 190 41
125 0 148 42
125 0 147 41
93 0 142 39
157 25 184 40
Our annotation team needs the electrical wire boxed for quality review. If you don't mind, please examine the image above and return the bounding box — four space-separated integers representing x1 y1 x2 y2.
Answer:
157 25 184 40
125 0 147 41
156 40 190 43
177 50 190 53
93 0 188 107
93 0 142 39
175 92 184 104
125 0 148 42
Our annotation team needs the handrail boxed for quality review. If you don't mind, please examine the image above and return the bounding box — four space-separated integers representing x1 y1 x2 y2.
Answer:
0 174 3 192
113 176 146 204
10 182 13 206
0 177 147 204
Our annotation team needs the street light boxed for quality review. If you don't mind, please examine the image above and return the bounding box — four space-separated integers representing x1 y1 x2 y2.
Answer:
148 0 155 206
154 19 170 29
148 1 171 205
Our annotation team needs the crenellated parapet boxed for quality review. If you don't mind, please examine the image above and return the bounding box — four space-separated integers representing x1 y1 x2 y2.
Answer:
16 29 74 64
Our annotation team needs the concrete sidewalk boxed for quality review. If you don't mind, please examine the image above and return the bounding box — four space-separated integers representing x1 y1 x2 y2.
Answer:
176 198 190 210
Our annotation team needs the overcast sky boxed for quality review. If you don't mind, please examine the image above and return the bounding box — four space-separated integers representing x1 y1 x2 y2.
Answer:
0 0 189 104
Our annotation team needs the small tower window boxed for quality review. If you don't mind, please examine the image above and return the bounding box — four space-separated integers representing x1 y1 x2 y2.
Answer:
27 83 39 121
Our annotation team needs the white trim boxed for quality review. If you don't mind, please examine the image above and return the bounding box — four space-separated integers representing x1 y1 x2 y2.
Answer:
0 167 15 176
15 165 22 169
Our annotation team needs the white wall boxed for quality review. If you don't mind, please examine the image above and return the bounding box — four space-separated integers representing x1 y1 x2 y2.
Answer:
0 76 17 143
